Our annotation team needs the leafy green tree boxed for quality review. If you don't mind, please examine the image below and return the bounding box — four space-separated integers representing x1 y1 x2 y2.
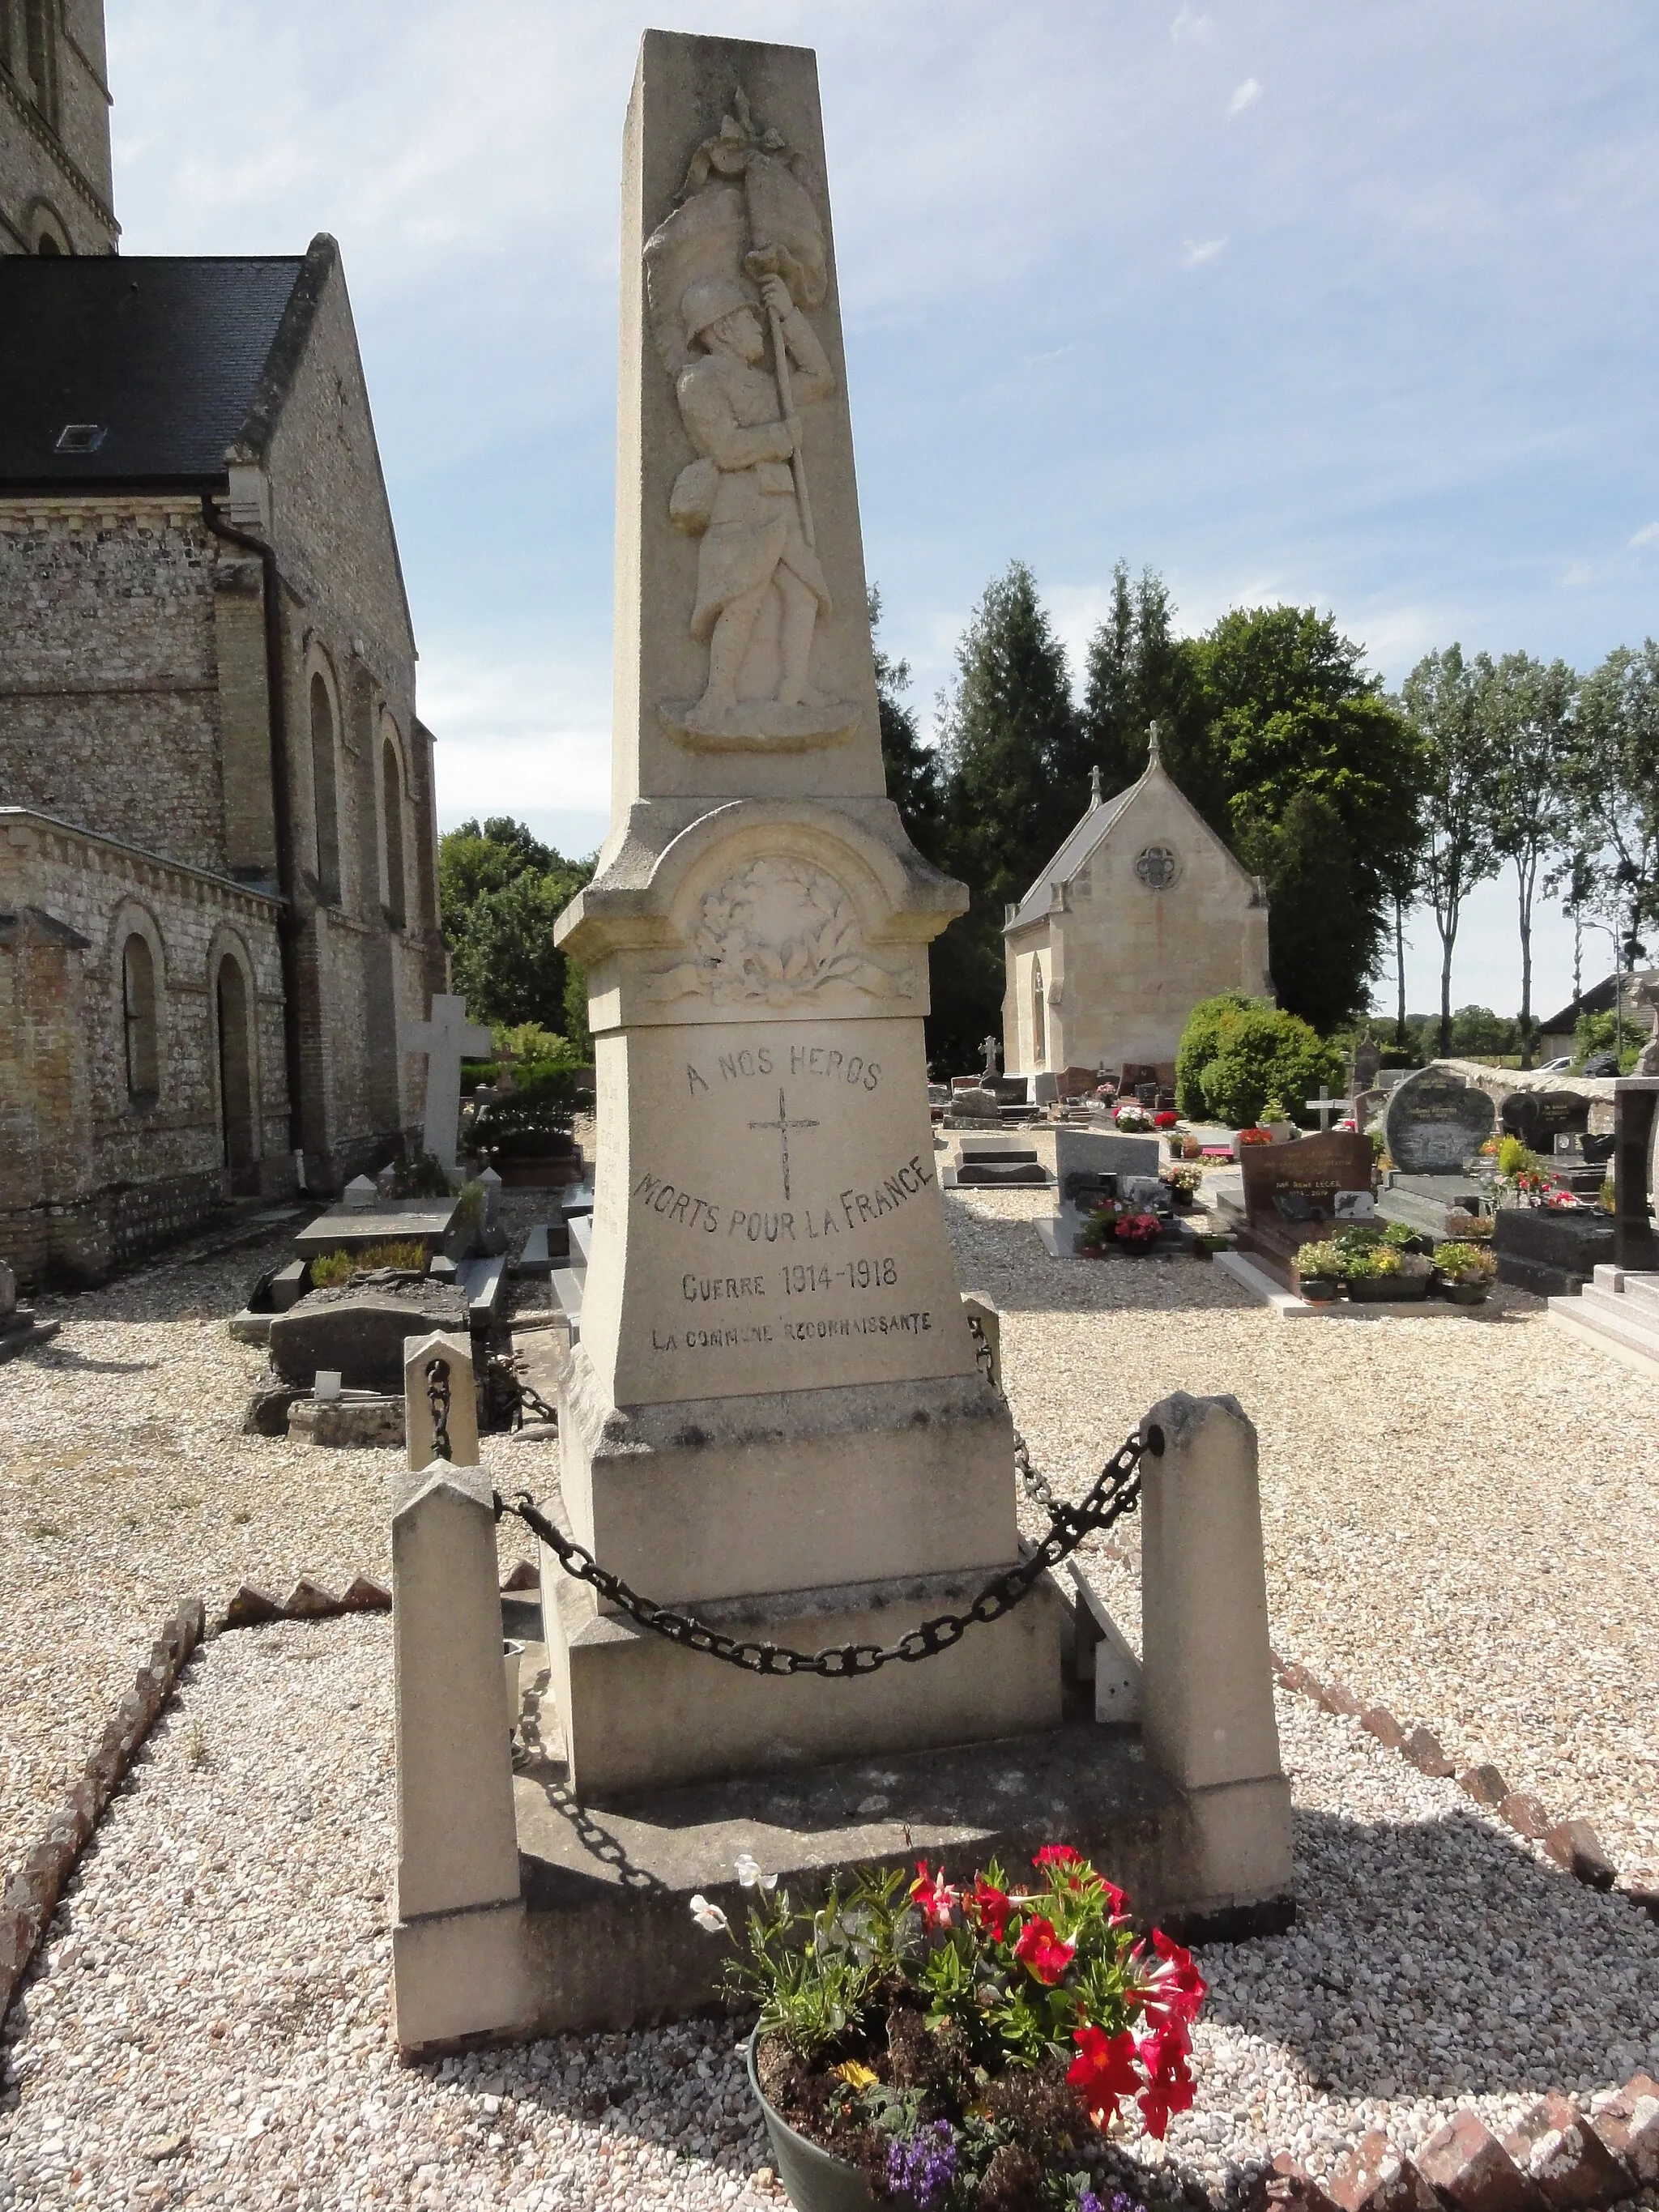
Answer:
1080 563 1206 807
928 561 1087 1071
439 816 593 1036
1486 654 1576 1065
1192 607 1426 1031
1571 641 1659 957
1448 1005 1519 1056
1175 991 1260 1119
868 587 944 860
1399 645 1503 1058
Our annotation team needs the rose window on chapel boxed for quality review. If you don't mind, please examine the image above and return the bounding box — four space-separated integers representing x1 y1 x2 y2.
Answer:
1135 843 1179 890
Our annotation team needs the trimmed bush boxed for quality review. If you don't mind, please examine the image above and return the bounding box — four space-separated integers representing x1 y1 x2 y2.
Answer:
1177 996 1342 1128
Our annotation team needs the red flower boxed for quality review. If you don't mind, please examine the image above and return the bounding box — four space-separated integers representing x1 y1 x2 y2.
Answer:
909 1859 957 1930
1067 2024 1141 2129
1138 1928 1207 2028
965 1878 1013 1941
1154 1110 1179 1127
1098 1877 1132 1924
1012 1915 1075 1986
1136 2018 1196 2138
1033 1843 1083 1875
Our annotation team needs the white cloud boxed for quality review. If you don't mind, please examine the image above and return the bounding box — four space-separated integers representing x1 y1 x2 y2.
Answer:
420 648 612 845
1183 236 1227 266
1228 77 1263 116
1170 6 1212 45
1629 522 1659 548
1560 560 1594 589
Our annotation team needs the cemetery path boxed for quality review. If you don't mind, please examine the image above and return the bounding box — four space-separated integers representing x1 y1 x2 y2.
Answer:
0 1224 541 1895
945 1179 1659 1890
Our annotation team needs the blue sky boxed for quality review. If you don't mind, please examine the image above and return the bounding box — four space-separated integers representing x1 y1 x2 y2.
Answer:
108 1 1659 1026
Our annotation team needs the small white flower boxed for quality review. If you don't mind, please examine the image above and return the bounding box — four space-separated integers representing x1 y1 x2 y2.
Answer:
689 1893 729 1933
734 1853 777 1891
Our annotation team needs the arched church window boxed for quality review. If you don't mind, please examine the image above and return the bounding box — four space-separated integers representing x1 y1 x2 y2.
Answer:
122 934 160 1104
382 731 407 930
310 671 341 903
1032 959 1047 1068
22 0 56 123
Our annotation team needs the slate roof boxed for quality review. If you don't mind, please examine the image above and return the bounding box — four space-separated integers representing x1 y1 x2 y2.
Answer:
0 253 316 488
1006 784 1137 931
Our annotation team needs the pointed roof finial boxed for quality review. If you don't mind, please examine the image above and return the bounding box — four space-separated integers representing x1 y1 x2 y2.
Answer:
1147 719 1162 768
1089 764 1104 808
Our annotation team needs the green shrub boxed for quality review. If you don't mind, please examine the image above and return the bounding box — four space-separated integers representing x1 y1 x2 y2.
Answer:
1182 999 1342 1128
473 1062 578 1161
309 1239 426 1289
1294 1239 1344 1279
1434 1240 1495 1281
1175 992 1260 1118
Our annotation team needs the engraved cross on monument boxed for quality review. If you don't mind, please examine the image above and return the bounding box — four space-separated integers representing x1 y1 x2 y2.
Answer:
543 30 1062 1802
399 993 492 1172
748 1087 819 1202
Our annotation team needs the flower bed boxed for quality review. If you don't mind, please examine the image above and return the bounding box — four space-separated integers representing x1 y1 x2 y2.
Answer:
698 1849 1205 2211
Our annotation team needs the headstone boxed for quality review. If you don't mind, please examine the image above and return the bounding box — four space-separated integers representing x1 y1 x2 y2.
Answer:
1500 1089 1590 1151
269 1281 469 1393
1353 1041 1382 1094
1383 1067 1495 1174
1032 1072 1058 1107
1235 1128 1375 1287
544 32 1061 1800
343 1174 377 1209
479 1166 504 1232
980 1034 1000 1080
398 993 493 1172
1352 1085 1387 1132
1038 1126 1168 1255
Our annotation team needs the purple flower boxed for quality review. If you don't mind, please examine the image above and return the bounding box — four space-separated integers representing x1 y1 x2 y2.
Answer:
885 2121 957 2210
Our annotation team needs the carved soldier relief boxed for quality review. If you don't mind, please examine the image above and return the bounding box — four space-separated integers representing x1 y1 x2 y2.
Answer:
645 91 860 752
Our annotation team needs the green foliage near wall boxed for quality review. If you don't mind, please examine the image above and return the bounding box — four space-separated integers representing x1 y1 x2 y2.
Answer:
438 816 593 1041
1175 991 1342 1127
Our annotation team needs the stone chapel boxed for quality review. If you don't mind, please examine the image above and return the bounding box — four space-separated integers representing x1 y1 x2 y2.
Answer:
1002 730 1272 1088
0 3 445 1285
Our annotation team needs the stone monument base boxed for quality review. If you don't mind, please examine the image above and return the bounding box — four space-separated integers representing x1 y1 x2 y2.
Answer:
466 1716 1294 2048
539 1471 1067 1797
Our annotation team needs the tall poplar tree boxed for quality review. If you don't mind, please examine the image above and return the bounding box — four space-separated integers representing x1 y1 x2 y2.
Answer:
1486 652 1576 1065
1400 645 1503 1057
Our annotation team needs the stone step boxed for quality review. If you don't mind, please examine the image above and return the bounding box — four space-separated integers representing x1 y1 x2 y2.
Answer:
1552 1284 1659 1360
456 1253 509 1325
1616 1271 1659 1315
569 1213 593 1264
514 1225 558 1279
551 1268 586 1344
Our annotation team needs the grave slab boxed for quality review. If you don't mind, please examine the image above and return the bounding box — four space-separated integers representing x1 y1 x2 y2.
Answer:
1493 1208 1614 1299
1233 1129 1374 1288
505 1716 1286 2042
268 1283 469 1392
294 1196 471 1261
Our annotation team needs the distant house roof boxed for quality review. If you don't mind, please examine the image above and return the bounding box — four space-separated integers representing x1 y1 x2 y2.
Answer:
1538 969 1658 1034
0 245 333 490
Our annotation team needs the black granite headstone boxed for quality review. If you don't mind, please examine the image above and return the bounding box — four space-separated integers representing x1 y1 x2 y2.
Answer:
1383 1069 1495 1173
1499 1089 1590 1149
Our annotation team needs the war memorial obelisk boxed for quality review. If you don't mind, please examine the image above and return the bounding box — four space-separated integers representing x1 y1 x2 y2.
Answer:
548 30 1066 1796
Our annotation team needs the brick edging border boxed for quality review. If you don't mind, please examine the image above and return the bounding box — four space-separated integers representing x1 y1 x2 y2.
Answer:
0 1598 204 2027
0 1570 396 2031
1267 1646 1659 1925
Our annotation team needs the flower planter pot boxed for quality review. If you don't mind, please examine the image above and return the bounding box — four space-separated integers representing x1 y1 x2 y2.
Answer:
1437 1276 1490 1305
747 2033 872 2212
1347 1274 1428 1302
1296 1276 1341 1303
1116 1238 1159 1256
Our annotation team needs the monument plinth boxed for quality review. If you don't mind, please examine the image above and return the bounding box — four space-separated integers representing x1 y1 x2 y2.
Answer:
549 32 1060 1796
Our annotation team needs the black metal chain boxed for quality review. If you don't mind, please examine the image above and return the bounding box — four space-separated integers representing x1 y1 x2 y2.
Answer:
483 1348 557 1431
493 1430 1141 1679
424 1359 452 1462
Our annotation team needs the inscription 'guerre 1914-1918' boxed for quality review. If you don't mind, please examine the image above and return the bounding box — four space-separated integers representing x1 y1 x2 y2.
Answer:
544 31 1064 1801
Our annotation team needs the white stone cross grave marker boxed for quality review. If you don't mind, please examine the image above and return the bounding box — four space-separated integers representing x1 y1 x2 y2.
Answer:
1305 1085 1356 1132
399 994 493 1171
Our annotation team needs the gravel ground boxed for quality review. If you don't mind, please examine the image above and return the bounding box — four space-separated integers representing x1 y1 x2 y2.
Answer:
2 1142 1657 2207
0 1206 547 1884
943 1167 1659 1887
0 1615 774 2212
0 1618 1653 2210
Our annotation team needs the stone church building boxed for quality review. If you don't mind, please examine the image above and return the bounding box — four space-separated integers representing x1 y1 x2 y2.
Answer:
1002 732 1272 1087
1 7 444 1285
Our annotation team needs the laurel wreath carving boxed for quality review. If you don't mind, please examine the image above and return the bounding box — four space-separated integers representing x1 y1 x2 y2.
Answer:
649 858 912 1008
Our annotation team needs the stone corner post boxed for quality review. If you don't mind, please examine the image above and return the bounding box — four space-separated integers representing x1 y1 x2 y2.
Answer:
403 1330 479 1470
1137 1392 1294 1924
390 1459 531 2052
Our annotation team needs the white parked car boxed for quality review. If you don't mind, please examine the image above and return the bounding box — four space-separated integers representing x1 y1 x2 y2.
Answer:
1536 1055 1574 1073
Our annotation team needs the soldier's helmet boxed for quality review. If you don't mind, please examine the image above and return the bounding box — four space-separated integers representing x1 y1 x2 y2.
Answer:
681 274 758 348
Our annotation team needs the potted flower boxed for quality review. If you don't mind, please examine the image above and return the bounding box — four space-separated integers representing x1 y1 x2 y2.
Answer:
1115 1211 1162 1255
1237 1126 1273 1149
1495 1136 1550 1206
697 1848 1206 2212
1077 1201 1127 1257
1433 1241 1495 1305
1256 1095 1295 1143
1153 1110 1179 1132
1292 1240 1344 1303
1114 1104 1154 1132
1380 1221 1427 1257
1343 1244 1402 1302
1162 1166 1201 1210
